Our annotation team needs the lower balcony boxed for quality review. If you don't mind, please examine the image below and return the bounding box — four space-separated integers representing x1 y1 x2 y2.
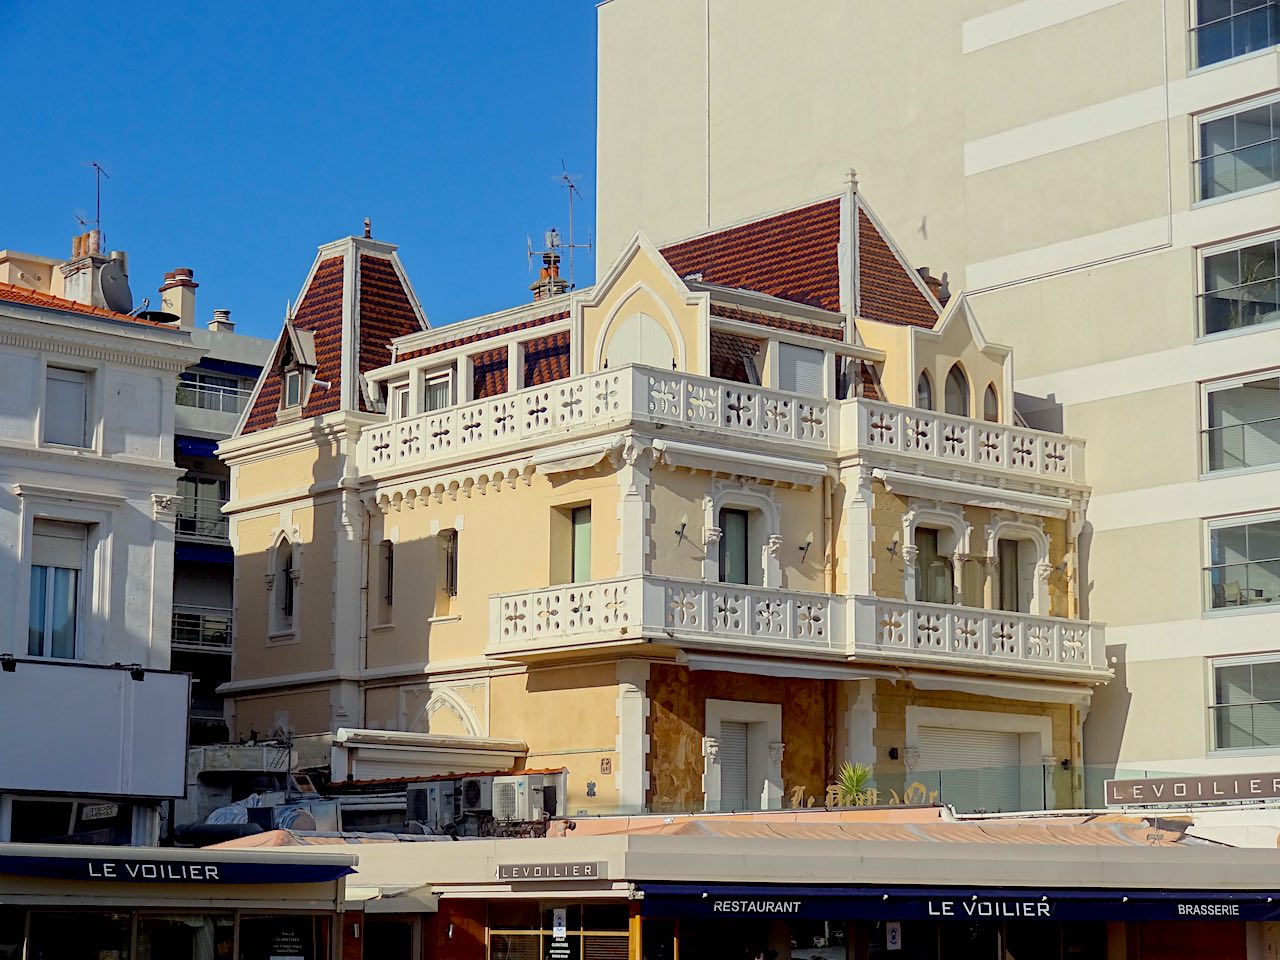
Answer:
487 577 1108 683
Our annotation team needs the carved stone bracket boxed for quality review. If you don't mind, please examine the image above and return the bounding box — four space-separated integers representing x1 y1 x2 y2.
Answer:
768 740 785 764
702 736 721 765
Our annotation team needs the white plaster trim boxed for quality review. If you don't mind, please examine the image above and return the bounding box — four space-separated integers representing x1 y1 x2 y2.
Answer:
962 0 1129 54
653 438 828 489
414 686 482 738
615 659 651 812
593 282 687 373
1086 466 1280 533
873 469 1071 519
703 698 783 812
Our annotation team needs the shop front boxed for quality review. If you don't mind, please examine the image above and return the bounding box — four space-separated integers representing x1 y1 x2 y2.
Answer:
0 842 355 960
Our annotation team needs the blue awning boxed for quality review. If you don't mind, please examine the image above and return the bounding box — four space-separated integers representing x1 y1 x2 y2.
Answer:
175 543 233 564
0 852 352 885
176 435 221 458
189 357 263 379
639 883 1280 922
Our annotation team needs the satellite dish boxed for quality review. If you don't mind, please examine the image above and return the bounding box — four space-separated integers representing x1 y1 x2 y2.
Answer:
97 259 134 314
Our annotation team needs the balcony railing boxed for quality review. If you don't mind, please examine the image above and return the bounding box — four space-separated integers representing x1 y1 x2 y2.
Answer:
175 496 229 540
176 381 253 415
1202 416 1280 472
361 364 1085 486
850 596 1106 679
1196 136 1280 201
852 400 1084 482
1199 279 1280 335
489 576 1108 682
1192 0 1278 69
172 605 233 652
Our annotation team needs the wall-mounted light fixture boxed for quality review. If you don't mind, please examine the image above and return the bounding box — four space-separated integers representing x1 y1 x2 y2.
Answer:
886 534 900 558
114 661 146 681
675 516 688 543
0 654 15 673
799 532 814 562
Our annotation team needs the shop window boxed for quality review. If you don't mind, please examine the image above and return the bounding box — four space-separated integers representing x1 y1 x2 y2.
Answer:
28 912 131 960
139 914 235 959
239 915 330 960
914 527 954 604
915 370 933 410
944 363 969 416
28 520 86 659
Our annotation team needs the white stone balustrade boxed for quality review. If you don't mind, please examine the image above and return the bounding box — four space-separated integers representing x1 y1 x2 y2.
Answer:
851 400 1085 482
850 596 1107 680
489 576 1108 682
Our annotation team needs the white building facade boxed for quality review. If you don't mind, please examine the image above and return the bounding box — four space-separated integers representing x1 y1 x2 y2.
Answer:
0 245 200 844
596 0 1280 799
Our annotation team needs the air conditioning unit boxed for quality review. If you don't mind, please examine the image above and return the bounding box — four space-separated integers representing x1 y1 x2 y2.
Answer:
459 776 493 813
494 774 556 822
406 781 458 831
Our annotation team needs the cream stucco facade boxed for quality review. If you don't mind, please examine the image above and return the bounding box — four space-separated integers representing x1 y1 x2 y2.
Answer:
218 193 1105 816
596 0 1280 800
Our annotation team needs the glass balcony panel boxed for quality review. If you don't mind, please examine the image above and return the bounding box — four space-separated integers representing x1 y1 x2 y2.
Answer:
1197 137 1280 200
1194 0 1279 67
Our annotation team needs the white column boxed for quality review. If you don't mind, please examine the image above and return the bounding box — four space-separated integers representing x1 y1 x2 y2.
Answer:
507 342 523 392
615 438 651 576
844 471 873 597
614 659 651 813
846 679 876 768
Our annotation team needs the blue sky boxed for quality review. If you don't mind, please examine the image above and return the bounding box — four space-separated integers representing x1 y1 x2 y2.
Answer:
0 2 598 339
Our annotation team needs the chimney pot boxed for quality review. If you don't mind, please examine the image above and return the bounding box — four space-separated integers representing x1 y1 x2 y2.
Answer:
209 308 235 333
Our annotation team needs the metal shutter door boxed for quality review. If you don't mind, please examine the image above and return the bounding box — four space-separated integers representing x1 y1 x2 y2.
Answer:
776 344 825 397
916 726 1022 813
31 520 86 569
718 721 750 810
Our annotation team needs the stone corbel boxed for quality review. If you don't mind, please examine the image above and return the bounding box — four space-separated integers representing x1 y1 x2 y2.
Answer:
704 525 723 547
263 573 276 591
702 736 721 765
151 494 174 519
768 740 785 764
1036 561 1054 583
766 534 784 558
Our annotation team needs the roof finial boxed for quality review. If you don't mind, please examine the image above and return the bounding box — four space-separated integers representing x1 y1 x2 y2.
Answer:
846 167 859 194
363 217 372 239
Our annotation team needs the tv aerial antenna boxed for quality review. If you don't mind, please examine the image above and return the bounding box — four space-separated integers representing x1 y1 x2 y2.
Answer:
528 161 592 290
74 161 111 233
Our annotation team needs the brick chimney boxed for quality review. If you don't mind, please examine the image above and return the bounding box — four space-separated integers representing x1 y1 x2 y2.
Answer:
159 267 199 329
917 266 951 307
208 308 236 333
60 230 133 311
530 251 570 302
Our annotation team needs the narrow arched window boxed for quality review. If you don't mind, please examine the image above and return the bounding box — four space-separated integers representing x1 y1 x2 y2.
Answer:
916 371 934 410
944 364 969 416
983 383 999 422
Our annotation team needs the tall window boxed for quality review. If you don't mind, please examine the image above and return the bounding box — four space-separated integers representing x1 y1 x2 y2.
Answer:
424 372 452 412
1205 516 1280 608
914 527 954 604
983 383 1000 422
44 368 89 447
389 382 411 419
28 520 86 658
719 509 750 585
944 364 969 417
1193 0 1279 69
1204 375 1280 471
442 529 459 598
1196 98 1280 201
1212 657 1280 750
284 369 302 408
916 371 934 410
571 506 592 583
996 538 1038 614
381 540 395 607
280 552 295 622
1201 235 1280 335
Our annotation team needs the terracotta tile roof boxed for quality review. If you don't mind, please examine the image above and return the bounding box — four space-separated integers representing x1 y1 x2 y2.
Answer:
709 330 763 383
857 208 937 329
358 255 424 383
662 198 843 311
471 345 508 399
241 250 427 436
394 309 568 363
0 280 172 327
709 302 843 341
524 330 571 385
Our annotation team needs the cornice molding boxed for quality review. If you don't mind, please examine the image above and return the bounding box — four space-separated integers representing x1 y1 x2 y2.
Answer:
0 321 197 372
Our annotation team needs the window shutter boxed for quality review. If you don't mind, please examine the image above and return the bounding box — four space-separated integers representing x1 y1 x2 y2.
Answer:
31 520 87 570
776 344 824 396
572 507 592 583
718 721 750 810
916 726 1022 813
45 368 88 446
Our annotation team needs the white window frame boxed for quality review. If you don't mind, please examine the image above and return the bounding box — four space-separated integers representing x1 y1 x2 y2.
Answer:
1188 0 1280 74
40 361 97 451
983 517 1051 615
283 369 303 408
1193 93 1280 207
388 379 412 419
422 368 454 413
1197 230 1280 341
27 520 87 660
702 484 782 587
1200 369 1280 476
1203 510 1280 615
702 699 783 812
1208 652 1280 754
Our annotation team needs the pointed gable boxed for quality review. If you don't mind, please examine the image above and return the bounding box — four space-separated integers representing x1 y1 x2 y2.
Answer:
856 207 938 329
238 241 428 436
660 198 842 312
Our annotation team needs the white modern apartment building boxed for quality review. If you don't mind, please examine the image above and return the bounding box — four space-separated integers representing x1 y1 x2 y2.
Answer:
0 234 201 843
597 0 1280 800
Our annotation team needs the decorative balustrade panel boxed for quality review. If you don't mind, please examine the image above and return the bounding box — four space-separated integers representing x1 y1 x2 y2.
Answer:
858 401 1082 482
858 598 1101 674
494 578 638 648
661 579 838 651
641 370 832 447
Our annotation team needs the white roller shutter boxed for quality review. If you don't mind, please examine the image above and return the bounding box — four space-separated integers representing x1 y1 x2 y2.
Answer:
916 726 1022 813
44 368 88 447
776 344 825 397
31 520 87 570
718 721 750 810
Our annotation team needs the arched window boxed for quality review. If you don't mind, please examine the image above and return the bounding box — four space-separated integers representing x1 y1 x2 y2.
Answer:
916 371 934 410
983 383 999 422
944 364 969 416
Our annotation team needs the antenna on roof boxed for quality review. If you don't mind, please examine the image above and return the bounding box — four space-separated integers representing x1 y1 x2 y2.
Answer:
75 161 111 233
552 161 592 290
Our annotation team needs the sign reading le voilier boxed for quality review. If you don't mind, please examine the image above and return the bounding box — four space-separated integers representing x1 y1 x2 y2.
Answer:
1106 771 1280 805
497 861 607 881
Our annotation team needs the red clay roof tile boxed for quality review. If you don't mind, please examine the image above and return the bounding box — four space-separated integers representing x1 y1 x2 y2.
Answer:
394 310 569 364
524 330 571 385
856 209 937 329
471 345 508 399
710 302 844 341
0 281 174 328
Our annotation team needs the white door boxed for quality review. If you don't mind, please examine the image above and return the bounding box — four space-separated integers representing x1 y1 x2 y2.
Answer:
915 726 1023 813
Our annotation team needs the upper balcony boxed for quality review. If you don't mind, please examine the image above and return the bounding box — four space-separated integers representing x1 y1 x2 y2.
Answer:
174 379 253 440
358 364 1084 485
487 576 1108 685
